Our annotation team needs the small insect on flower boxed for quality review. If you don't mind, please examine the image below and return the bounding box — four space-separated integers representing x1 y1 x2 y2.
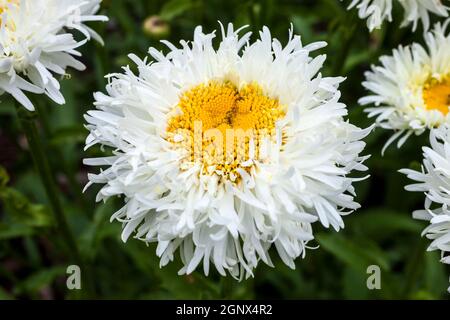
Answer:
343 0 449 32
0 0 108 110
84 23 371 280
400 124 450 293
360 19 450 153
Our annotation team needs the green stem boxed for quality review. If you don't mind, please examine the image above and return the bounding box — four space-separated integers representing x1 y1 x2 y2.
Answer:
402 238 428 298
331 10 358 76
15 105 94 297
220 277 233 299
248 0 261 36
332 26 356 75
34 101 91 217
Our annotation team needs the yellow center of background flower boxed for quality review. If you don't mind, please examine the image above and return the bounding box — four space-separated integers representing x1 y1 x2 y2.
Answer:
167 81 285 182
0 0 17 13
423 77 450 115
0 0 18 29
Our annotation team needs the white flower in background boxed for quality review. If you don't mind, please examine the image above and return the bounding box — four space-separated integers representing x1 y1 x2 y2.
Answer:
344 0 449 31
400 125 450 293
0 0 108 110
360 19 450 153
84 23 371 279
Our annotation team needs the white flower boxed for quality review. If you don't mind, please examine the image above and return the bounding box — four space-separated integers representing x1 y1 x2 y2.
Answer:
360 19 450 153
400 124 450 293
0 0 108 110
344 0 449 31
84 23 371 280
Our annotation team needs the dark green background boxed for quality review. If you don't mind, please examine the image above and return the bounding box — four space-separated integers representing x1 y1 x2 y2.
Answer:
0 0 448 299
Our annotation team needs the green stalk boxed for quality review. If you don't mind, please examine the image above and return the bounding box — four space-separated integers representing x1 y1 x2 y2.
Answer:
220 277 234 299
15 105 95 297
331 23 357 76
328 4 361 76
34 101 91 217
402 238 428 298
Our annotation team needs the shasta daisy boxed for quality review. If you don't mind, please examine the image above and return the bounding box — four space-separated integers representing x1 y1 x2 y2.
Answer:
360 19 450 153
84 24 371 279
0 0 108 110
344 0 449 31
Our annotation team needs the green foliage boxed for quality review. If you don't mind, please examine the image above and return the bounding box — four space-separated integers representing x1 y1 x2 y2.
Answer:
0 166 53 240
0 0 449 300
160 0 197 21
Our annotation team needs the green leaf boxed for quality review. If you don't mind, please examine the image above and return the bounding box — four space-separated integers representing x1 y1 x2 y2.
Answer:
0 166 52 228
49 126 87 146
160 0 196 21
14 266 66 295
0 287 13 300
350 209 423 237
424 251 448 297
342 267 370 299
316 233 389 273
316 233 369 273
0 97 16 115
79 200 119 259
0 169 53 237
0 222 35 240
0 187 53 228
0 166 10 186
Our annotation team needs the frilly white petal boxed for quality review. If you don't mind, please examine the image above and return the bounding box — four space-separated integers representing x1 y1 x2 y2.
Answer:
401 124 450 292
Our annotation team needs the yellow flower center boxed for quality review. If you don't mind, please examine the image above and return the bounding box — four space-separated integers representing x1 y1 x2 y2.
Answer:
423 76 450 115
166 81 285 182
0 0 17 13
0 0 18 29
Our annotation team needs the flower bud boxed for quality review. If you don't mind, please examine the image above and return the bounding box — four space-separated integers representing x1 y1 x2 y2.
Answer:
143 15 170 39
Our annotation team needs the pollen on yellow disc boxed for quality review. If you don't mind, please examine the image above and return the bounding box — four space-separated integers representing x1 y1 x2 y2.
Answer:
0 0 18 13
423 77 450 115
167 81 285 182
0 0 19 27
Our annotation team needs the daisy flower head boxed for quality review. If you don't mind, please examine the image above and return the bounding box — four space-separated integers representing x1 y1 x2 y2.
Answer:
360 19 450 153
344 0 449 32
84 23 371 280
0 0 108 110
400 124 450 292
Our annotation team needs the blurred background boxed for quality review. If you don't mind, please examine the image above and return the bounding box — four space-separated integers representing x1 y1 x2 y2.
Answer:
0 0 449 299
